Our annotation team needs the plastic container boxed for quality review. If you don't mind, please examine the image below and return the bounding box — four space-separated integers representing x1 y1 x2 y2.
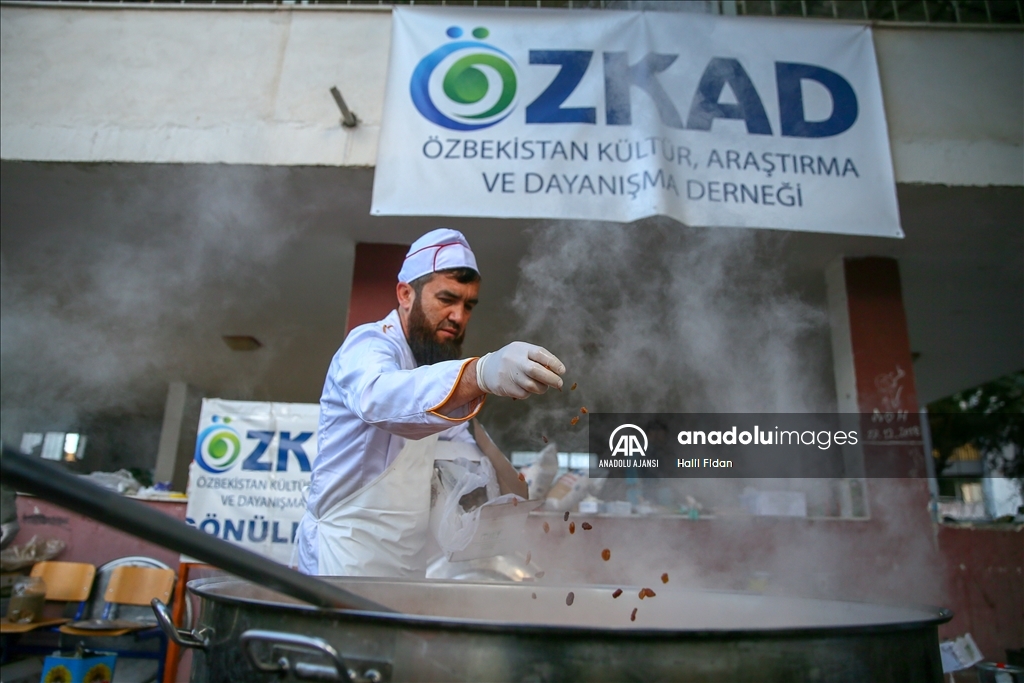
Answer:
6 575 45 623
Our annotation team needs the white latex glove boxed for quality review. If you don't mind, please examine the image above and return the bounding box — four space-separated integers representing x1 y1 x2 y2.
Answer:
476 342 566 399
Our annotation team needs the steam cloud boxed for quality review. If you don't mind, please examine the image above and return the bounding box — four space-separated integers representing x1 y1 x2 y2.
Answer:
0 165 300 462
497 219 833 454
501 220 944 608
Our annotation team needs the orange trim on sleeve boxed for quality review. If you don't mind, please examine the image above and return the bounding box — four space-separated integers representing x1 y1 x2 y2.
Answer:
427 357 487 422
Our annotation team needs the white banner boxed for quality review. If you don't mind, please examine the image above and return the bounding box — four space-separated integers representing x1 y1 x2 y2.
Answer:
185 399 318 565
372 7 902 238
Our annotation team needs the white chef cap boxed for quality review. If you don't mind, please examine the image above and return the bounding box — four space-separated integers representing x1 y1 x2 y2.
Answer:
397 228 479 284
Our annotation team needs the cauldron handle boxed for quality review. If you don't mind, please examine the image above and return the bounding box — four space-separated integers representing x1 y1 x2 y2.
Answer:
152 598 209 651
241 629 389 683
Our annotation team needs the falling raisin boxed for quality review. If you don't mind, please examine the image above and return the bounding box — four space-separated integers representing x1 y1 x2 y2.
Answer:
535 571 545 578
580 407 588 414
569 522 575 534
638 589 646 600
542 435 549 443
526 551 531 564
564 511 570 522
543 522 550 533
570 383 578 391
566 592 575 606
581 522 592 530
612 588 622 599
512 498 518 507
661 573 669 584
643 588 656 598
630 608 637 622
601 549 611 561
570 416 580 426
518 472 526 482
532 593 537 599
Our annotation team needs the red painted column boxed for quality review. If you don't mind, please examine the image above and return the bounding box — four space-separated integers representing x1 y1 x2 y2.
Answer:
828 257 930 481
832 263 1024 658
826 255 942 599
846 258 931 482
844 258 919 416
345 243 410 334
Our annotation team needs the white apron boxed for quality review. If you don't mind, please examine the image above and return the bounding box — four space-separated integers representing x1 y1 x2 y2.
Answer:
309 434 439 577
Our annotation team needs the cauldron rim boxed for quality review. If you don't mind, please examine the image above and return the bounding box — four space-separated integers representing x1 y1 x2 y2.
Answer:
187 574 953 640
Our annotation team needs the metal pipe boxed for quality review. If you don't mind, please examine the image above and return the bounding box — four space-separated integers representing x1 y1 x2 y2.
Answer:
0 446 392 613
330 86 358 128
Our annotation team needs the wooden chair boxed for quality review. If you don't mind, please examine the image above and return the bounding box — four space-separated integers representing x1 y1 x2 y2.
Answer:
0 561 96 634
56 565 176 682
60 565 175 637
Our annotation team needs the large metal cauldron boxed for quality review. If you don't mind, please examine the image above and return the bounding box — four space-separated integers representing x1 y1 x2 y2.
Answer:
0 448 952 682
169 575 950 683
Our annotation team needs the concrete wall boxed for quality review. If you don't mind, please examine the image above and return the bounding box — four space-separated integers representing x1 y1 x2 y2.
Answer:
2 5 1021 186
14 496 187 569
875 27 1024 186
1 6 390 166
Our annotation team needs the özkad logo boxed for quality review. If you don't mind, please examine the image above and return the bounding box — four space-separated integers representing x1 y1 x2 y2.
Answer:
411 25 519 131
194 416 242 474
411 29 859 138
609 424 648 458
194 416 313 475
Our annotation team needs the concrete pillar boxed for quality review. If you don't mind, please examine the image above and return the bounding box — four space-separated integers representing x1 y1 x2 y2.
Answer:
827 257 919 417
345 243 409 333
154 382 205 492
826 256 932 520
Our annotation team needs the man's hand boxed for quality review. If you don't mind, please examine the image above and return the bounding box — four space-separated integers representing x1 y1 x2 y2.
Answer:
476 342 566 399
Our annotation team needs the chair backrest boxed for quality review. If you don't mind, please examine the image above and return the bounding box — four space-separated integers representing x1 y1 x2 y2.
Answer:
29 561 96 602
103 566 175 607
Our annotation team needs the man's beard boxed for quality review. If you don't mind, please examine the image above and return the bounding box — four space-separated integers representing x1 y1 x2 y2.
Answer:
407 297 464 366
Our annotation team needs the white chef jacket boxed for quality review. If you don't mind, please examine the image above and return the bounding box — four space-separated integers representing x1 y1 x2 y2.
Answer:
298 309 483 572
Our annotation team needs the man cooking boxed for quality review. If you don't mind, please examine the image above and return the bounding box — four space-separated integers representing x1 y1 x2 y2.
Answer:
297 228 565 577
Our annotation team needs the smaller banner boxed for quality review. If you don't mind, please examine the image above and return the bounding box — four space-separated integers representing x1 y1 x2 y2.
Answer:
588 413 929 479
185 399 319 565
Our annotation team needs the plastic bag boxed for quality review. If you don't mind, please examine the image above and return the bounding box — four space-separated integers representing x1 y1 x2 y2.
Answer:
544 472 591 512
0 535 66 571
433 457 496 554
81 469 141 495
519 444 559 500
